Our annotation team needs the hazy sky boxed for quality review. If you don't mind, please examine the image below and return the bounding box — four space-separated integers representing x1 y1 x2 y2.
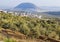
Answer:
0 0 60 8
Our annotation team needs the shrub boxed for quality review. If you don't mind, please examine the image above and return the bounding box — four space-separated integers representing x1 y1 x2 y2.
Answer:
4 38 16 42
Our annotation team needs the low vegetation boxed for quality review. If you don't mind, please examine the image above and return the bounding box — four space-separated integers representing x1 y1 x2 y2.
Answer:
0 12 60 42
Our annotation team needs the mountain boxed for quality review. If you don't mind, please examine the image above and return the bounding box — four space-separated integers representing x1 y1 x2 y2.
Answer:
15 3 37 9
14 3 40 12
12 3 60 18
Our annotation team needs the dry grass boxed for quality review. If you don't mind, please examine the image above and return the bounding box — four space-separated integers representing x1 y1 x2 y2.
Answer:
0 28 45 42
14 39 45 42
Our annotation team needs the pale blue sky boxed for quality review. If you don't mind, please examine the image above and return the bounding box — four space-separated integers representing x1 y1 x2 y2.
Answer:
0 0 60 8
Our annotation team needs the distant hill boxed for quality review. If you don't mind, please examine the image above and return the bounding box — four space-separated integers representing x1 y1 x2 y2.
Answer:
14 3 40 12
15 3 37 9
44 11 60 17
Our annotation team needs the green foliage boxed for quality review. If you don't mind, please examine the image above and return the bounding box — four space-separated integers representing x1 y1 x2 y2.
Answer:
0 12 60 40
4 38 16 42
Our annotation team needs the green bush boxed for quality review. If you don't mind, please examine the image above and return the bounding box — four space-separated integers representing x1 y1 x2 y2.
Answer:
4 38 16 42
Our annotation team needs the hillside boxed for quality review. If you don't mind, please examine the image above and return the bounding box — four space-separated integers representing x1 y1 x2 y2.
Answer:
0 12 60 42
